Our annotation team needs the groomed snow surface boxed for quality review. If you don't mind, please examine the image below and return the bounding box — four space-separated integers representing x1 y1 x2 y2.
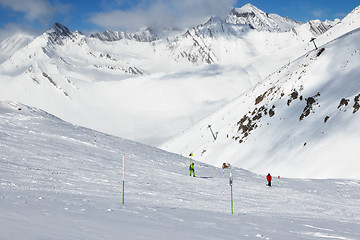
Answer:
1 101 359 239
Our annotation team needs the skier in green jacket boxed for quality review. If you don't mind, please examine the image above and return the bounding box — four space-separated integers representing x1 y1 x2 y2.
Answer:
189 163 195 177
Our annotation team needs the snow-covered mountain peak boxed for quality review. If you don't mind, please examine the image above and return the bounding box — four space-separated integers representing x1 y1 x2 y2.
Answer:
45 22 82 46
305 19 336 35
226 4 300 32
236 3 261 13
47 22 74 39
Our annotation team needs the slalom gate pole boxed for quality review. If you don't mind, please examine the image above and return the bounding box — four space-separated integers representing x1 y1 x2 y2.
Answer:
229 172 233 214
231 184 233 214
94 132 97 146
337 184 339 197
123 155 125 204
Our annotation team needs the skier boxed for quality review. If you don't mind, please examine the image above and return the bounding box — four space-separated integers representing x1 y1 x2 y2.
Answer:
266 173 272 187
189 163 195 177
222 163 231 177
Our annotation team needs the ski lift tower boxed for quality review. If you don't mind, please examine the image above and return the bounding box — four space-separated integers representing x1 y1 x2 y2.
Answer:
310 37 318 50
208 124 218 141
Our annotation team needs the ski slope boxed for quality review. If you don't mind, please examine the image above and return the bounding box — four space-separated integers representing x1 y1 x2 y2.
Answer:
1 101 359 239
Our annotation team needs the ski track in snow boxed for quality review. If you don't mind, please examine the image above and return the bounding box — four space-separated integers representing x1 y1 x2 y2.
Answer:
0 101 360 239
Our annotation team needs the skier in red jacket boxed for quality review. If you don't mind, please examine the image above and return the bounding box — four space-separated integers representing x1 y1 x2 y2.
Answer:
266 173 272 187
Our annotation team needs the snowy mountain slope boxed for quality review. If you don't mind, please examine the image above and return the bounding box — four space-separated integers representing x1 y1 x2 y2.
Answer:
170 3 336 68
0 4 351 147
297 5 360 50
341 4 360 29
0 32 34 64
161 25 360 179
0 23 211 145
0 50 255 146
1 101 360 239
225 4 301 32
90 26 184 42
0 21 295 146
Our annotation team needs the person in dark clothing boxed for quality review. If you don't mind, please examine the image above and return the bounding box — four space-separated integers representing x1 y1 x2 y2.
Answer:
189 163 195 177
267 173 272 187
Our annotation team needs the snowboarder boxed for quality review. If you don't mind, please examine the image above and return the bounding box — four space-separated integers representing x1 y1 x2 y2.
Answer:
189 163 195 177
267 173 272 187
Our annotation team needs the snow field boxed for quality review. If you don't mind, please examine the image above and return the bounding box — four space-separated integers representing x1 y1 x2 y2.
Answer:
1 101 360 239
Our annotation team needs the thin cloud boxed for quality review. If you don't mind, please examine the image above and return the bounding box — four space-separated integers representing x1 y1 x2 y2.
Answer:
334 12 347 19
311 9 325 19
0 0 71 25
0 23 41 43
90 0 237 31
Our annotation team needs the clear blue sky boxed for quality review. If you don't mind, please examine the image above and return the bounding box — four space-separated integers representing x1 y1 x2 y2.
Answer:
0 0 358 34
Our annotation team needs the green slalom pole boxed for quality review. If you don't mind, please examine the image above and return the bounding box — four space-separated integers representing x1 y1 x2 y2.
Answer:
122 155 125 205
122 180 125 204
231 184 233 214
229 172 233 214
